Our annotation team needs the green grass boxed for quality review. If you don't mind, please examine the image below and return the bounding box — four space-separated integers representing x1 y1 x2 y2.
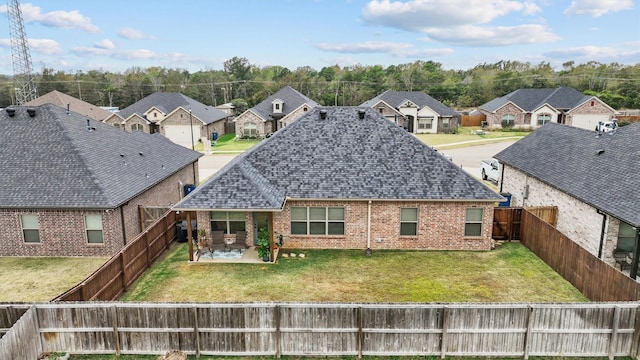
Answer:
67 357 632 360
0 256 108 302
120 242 586 303
194 133 260 152
415 126 529 148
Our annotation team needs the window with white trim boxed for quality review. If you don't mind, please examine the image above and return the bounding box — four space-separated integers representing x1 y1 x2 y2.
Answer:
537 114 551 125
21 214 40 243
243 122 257 137
501 114 515 127
417 116 433 129
464 208 484 237
400 208 418 236
210 212 246 234
442 118 450 128
131 123 143 132
291 207 345 235
85 214 103 243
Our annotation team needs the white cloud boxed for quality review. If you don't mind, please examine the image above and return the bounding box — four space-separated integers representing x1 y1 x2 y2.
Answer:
564 0 634 17
544 44 640 63
5 3 100 33
95 39 115 50
0 38 63 55
316 40 453 58
118 27 152 40
425 24 560 46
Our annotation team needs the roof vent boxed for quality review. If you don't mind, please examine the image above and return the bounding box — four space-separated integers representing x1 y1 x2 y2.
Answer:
319 110 327 119
358 109 366 119
596 149 605 156
27 108 36 117
67 103 70 115
6 108 15 117
86 119 96 132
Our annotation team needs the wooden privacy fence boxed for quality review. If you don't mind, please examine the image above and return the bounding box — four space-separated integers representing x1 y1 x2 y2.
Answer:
0 304 30 338
492 206 557 241
1 302 640 359
520 209 640 302
461 114 486 127
53 210 178 302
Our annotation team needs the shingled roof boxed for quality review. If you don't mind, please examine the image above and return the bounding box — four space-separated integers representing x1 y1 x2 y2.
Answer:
24 90 113 121
0 104 201 209
117 92 228 124
494 122 640 227
479 87 592 113
175 107 501 211
361 90 459 117
250 86 319 121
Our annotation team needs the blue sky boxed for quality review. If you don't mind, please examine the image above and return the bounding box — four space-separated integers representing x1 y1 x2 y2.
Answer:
0 0 638 75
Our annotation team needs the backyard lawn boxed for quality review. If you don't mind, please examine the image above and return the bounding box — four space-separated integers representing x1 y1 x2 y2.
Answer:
0 256 108 302
416 127 529 148
194 133 260 152
120 242 586 303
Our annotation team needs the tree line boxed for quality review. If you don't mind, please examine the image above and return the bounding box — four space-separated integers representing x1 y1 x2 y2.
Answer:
1 58 638 111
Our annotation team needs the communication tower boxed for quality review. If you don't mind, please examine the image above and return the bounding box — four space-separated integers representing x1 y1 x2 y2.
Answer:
7 0 37 104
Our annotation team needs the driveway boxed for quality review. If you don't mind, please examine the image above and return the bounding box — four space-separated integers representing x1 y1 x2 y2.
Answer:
197 140 517 183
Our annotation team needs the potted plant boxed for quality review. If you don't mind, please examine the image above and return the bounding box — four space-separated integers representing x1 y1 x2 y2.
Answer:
256 227 270 262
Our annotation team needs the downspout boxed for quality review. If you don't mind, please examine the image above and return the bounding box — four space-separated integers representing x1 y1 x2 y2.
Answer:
192 163 197 185
366 201 372 255
630 228 640 280
120 207 127 246
499 164 505 193
596 209 607 259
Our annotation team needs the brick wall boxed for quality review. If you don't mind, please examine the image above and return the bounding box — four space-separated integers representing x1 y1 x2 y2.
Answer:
484 103 528 129
501 165 619 266
566 98 616 127
0 164 197 257
280 104 313 128
234 111 265 138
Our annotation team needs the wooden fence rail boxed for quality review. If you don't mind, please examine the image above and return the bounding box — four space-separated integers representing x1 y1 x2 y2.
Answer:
52 210 179 302
2 302 639 359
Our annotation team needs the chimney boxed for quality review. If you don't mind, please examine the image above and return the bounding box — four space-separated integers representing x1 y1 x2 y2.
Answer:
6 108 15 117
358 109 366 119
27 108 36 117
319 109 327 120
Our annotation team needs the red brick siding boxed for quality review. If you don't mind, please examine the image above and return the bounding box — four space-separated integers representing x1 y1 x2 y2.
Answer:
485 103 527 129
565 98 615 126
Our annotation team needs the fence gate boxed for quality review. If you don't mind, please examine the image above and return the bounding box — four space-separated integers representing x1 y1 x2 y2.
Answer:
492 207 522 240
139 206 170 231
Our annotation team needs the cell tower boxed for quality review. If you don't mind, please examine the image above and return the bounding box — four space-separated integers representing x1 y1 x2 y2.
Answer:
7 0 37 104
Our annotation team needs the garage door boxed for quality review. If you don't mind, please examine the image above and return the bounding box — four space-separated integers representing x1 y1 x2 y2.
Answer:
571 114 610 131
164 125 200 148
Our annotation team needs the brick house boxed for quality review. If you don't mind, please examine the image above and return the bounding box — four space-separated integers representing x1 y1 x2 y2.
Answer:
494 122 640 277
104 92 230 148
24 90 113 121
478 87 617 130
234 86 318 138
0 104 201 257
361 90 461 133
174 107 502 260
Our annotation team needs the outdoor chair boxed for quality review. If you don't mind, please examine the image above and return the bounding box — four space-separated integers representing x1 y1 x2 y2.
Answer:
613 250 632 271
209 230 226 252
228 230 248 251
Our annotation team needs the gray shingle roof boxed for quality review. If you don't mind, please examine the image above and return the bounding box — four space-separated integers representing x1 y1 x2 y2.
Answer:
250 86 319 120
117 92 228 124
0 104 201 209
479 87 592 113
361 90 459 117
175 107 501 210
494 122 640 227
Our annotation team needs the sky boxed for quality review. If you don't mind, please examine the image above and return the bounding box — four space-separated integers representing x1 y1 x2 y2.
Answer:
0 0 638 75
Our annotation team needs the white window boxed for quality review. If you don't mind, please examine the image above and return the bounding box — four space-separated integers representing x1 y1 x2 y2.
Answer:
464 208 484 237
501 114 515 127
400 208 418 236
131 123 143 132
85 214 103 244
211 212 245 234
243 122 257 137
291 207 345 235
442 118 450 128
537 114 551 125
417 117 433 130
21 214 40 243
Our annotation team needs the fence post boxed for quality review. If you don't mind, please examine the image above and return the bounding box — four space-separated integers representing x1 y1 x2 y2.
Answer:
440 306 449 359
631 305 640 357
120 253 128 293
275 305 281 358
111 305 121 355
193 305 200 359
608 305 620 360
524 305 534 359
357 305 363 360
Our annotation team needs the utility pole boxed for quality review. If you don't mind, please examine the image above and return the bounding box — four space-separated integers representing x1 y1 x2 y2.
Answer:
7 0 38 104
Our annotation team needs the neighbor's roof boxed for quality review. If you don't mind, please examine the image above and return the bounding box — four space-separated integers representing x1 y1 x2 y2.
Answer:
479 87 592 113
361 90 459 117
117 92 228 124
250 86 319 120
0 104 201 209
24 90 113 121
494 122 640 227
174 107 501 210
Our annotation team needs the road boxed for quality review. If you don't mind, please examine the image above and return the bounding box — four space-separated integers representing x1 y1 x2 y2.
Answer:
197 140 517 183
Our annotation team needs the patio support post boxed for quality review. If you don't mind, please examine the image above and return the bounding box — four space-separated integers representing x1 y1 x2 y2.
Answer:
187 212 194 262
269 213 274 262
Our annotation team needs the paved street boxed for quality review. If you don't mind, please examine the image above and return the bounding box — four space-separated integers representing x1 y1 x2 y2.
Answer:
197 140 517 183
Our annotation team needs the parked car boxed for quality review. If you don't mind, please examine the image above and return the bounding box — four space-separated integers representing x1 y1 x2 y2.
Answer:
480 158 500 183
596 119 618 133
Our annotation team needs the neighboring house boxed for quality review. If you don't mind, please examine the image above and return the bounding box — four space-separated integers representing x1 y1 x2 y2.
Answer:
361 90 461 133
215 103 236 116
494 122 640 276
24 90 113 121
478 87 617 130
174 107 502 257
0 104 201 257
234 86 318 138
104 92 230 148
